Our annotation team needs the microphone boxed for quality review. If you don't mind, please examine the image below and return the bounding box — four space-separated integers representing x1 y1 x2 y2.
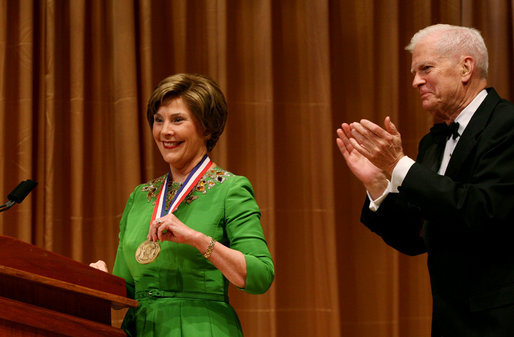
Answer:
0 180 38 212
8 180 38 203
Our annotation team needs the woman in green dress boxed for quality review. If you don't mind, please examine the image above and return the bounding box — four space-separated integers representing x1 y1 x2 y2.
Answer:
91 73 274 336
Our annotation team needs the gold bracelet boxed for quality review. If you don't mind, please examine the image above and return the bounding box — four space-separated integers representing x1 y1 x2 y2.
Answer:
203 237 217 259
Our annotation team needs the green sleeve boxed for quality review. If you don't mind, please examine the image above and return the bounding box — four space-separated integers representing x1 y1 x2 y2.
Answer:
112 190 136 298
224 176 274 294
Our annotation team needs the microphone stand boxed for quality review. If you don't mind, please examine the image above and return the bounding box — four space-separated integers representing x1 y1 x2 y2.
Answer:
0 200 16 213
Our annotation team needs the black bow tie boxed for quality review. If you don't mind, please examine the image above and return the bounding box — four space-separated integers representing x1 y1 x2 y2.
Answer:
430 122 460 143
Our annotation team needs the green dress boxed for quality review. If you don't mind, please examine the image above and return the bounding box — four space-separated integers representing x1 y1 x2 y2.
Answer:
112 167 274 336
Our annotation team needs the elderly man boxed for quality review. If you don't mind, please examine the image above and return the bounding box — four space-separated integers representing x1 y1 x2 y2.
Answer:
337 24 514 337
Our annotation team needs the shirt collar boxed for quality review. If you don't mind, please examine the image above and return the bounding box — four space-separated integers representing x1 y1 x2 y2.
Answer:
454 89 488 136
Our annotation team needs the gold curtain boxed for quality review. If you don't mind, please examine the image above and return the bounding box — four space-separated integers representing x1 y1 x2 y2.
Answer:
1 0 513 336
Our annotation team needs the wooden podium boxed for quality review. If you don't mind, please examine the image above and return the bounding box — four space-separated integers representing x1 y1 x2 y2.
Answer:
0 235 137 336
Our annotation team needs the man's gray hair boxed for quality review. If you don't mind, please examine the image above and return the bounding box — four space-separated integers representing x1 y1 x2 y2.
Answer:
405 24 488 78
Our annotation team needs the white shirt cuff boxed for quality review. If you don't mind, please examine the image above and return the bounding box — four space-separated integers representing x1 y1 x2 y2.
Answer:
367 156 415 212
367 183 391 212
391 156 415 192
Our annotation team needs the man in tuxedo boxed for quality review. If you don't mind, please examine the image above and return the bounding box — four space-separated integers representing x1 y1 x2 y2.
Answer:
336 24 514 337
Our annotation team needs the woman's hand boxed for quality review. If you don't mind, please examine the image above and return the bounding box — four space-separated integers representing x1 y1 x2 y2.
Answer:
148 214 247 288
147 213 200 245
89 260 108 272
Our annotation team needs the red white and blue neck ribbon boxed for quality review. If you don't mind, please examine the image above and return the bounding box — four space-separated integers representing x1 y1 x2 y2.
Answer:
150 155 211 222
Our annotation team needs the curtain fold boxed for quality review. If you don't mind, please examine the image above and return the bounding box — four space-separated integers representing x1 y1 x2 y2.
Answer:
1 0 512 336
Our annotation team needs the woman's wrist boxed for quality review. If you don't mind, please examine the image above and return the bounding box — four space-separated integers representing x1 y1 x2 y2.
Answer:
191 232 210 251
203 237 217 259
189 232 217 258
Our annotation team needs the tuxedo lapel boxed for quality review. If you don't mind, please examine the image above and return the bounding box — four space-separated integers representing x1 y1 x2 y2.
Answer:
445 88 500 178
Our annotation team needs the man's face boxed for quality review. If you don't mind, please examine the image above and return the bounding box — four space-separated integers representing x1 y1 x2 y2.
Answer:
410 36 464 120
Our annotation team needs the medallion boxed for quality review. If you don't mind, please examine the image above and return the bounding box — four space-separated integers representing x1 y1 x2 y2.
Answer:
135 239 161 264
136 155 211 265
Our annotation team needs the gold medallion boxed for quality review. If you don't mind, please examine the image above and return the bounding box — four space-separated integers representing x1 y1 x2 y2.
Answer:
135 239 161 264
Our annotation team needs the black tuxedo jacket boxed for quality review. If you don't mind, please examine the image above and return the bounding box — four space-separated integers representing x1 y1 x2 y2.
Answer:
361 88 514 337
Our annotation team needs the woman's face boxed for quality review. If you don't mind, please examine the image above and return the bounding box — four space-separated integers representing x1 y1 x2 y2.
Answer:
152 97 208 175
